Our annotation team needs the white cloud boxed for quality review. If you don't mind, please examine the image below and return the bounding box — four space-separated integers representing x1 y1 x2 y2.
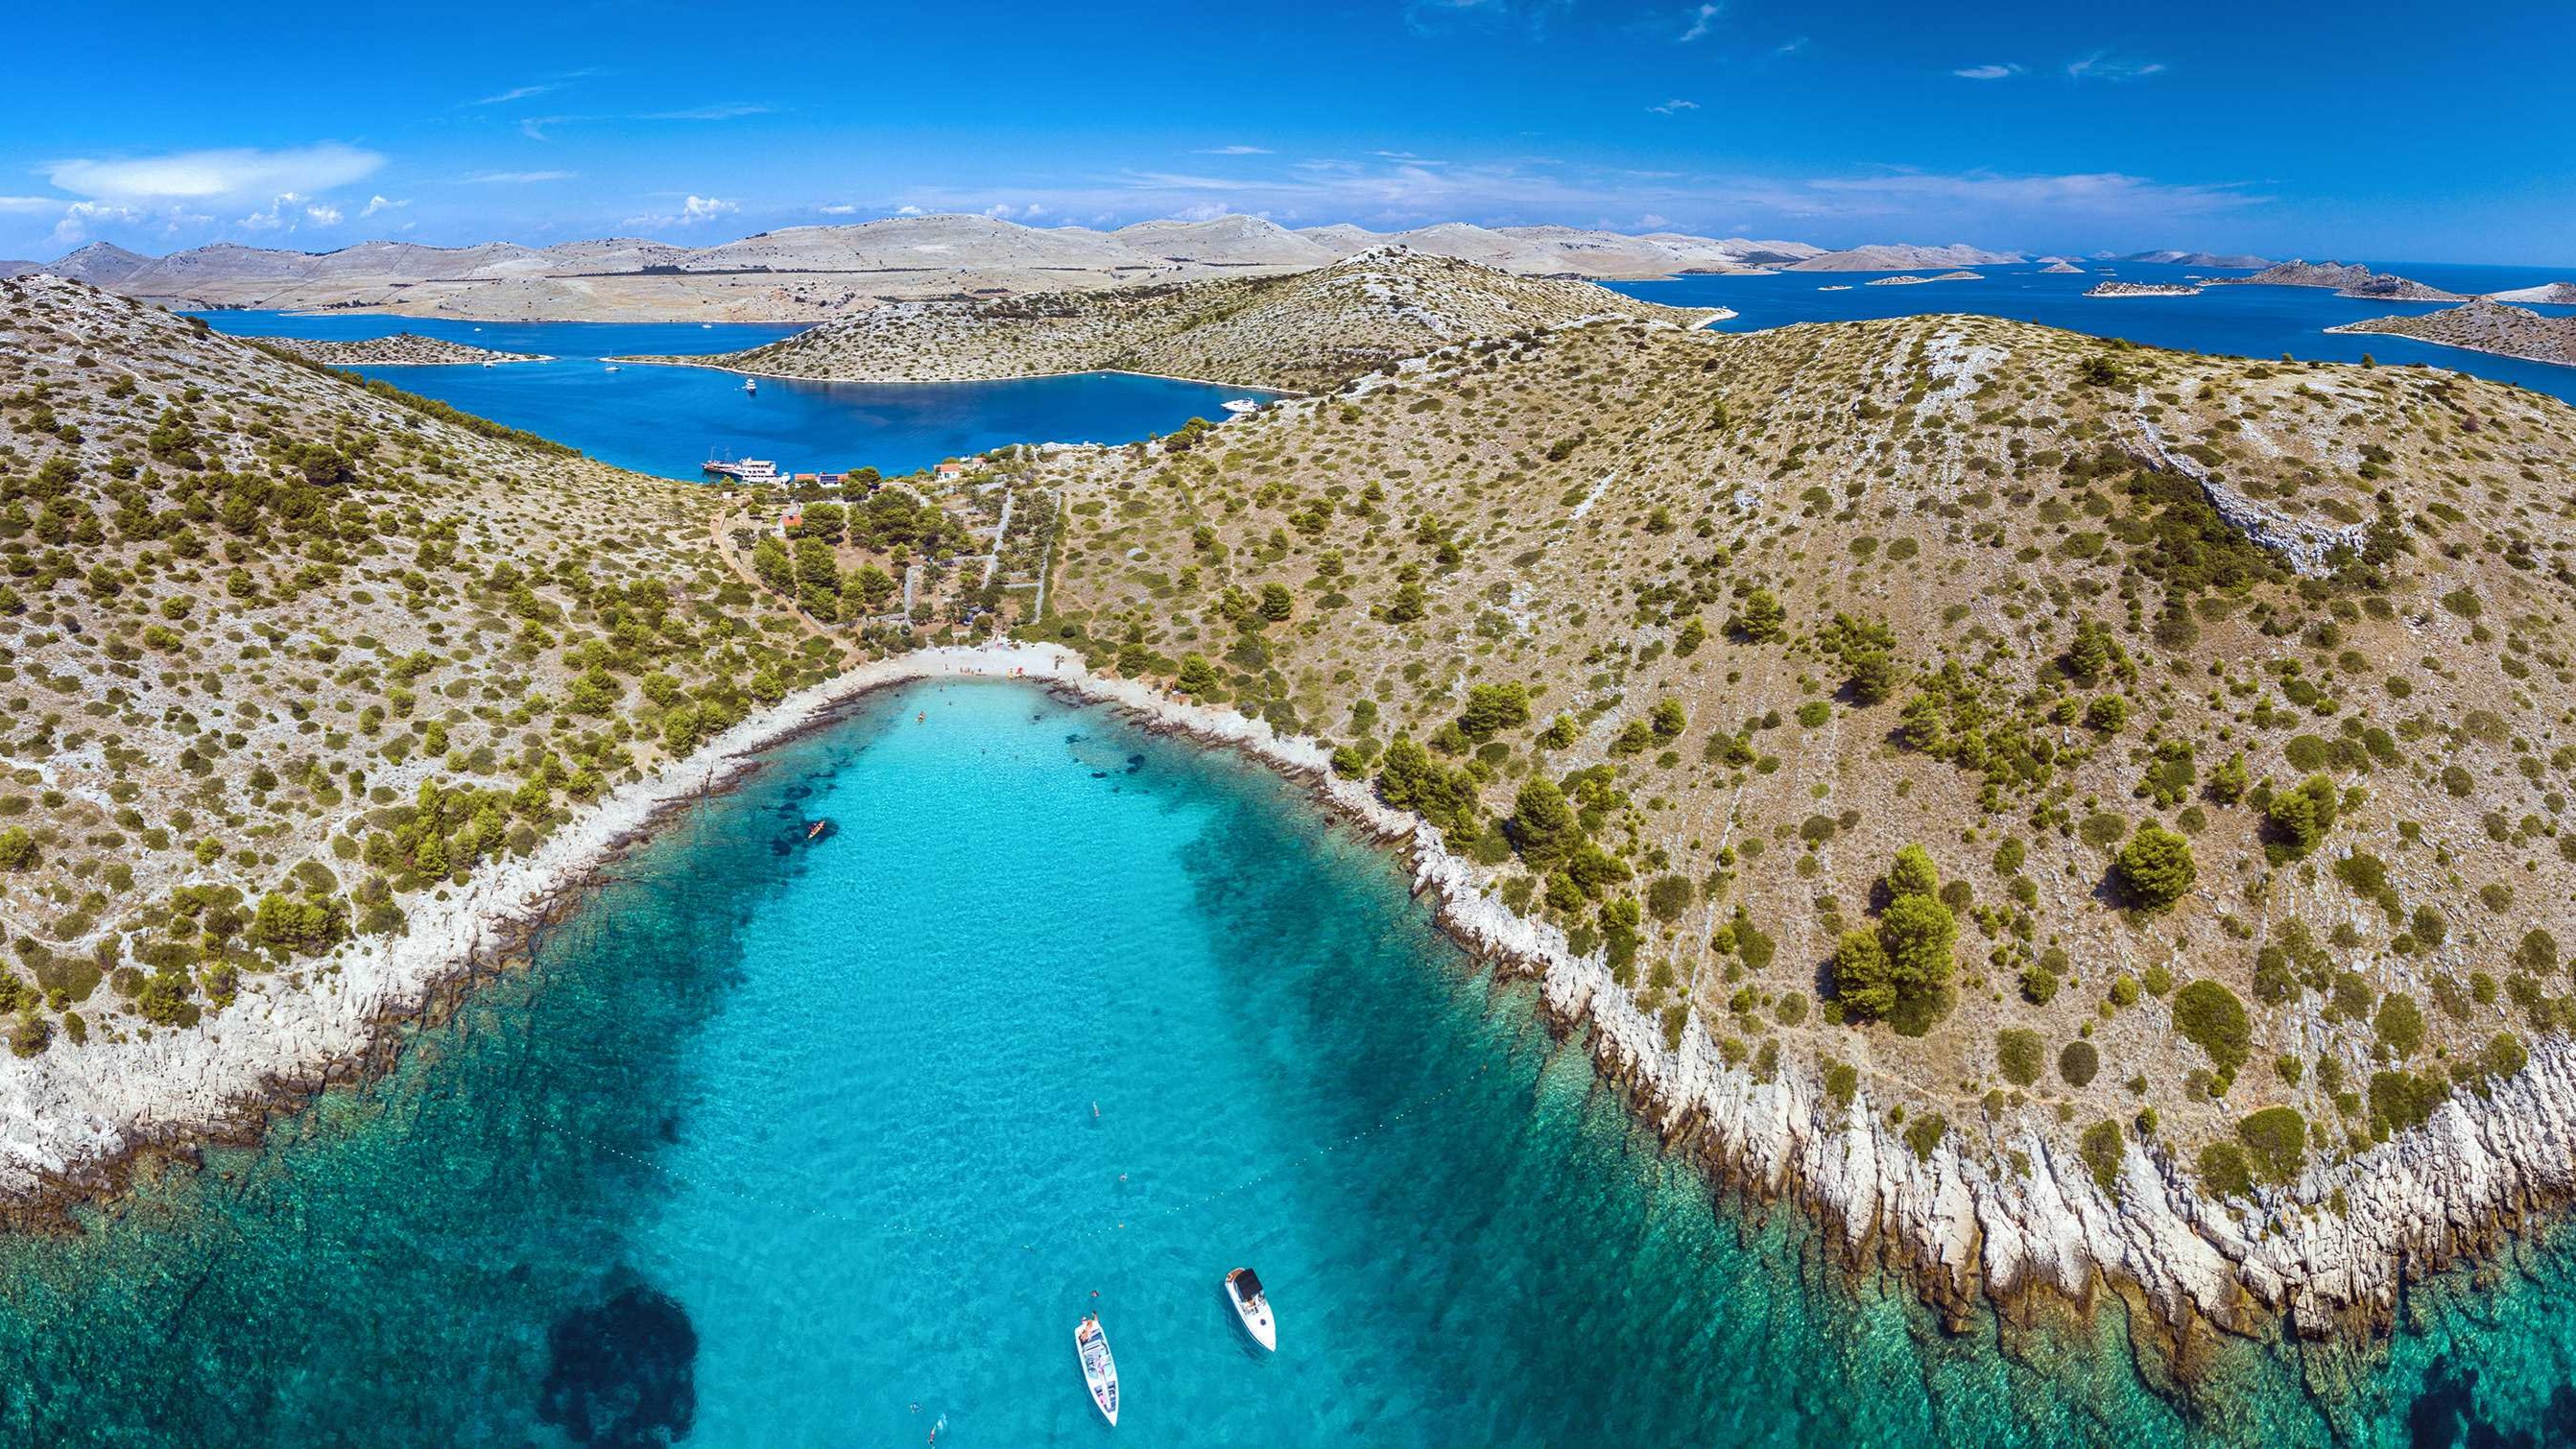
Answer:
894 203 925 217
361 194 408 217
46 143 383 202
51 201 141 245
305 202 343 226
1774 35 1810 57
0 196 62 215
1953 63 2023 80
1648 98 1699 115
1195 145 1274 155
680 195 737 223
817 203 861 215
473 83 555 106
1678 2 1724 41
464 170 575 184
2066 51 2165 82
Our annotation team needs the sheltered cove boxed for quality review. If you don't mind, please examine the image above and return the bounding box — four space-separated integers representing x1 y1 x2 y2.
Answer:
10 640 2576 1394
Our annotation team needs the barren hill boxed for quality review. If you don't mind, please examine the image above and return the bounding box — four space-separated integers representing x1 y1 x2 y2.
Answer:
660 247 1722 392
1010 306 2576 1332
1785 243 2024 272
38 214 1839 321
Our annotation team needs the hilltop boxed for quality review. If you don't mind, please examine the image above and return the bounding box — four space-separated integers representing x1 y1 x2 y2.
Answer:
2329 297 2576 368
1008 307 2576 1337
651 248 1720 392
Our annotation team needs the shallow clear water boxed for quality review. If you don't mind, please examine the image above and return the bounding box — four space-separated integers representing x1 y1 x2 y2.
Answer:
189 312 1263 480
1606 261 2576 405
4 681 2576 1444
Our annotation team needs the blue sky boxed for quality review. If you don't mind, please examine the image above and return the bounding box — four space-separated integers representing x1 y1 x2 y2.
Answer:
6 0 2571 265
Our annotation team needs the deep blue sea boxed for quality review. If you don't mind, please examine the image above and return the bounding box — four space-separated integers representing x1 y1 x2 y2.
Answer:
6 681 2576 1445
1606 260 2576 405
188 313 1263 480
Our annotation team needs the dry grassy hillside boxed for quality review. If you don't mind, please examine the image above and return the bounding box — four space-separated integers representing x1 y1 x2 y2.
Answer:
674 249 1717 392
1021 311 2576 1202
0 275 836 1046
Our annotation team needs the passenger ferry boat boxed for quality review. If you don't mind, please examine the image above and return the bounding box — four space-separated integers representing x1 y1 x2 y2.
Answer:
702 454 782 484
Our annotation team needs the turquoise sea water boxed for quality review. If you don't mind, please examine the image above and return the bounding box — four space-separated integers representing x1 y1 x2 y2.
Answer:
6 682 2576 1444
1606 261 2576 406
187 312 1264 481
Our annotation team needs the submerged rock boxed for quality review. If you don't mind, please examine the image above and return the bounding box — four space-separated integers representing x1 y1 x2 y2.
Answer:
537 1281 699 1446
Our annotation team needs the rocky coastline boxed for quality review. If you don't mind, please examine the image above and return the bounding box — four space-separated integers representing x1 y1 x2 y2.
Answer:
8 639 2576 1385
259 332 552 367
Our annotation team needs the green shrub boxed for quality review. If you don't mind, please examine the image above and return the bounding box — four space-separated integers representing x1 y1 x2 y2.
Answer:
2196 1141 2254 1199
2114 824 2197 910
2235 1106 2308 1184
2373 993 2426 1057
2173 980 2251 1076
1997 1028 2045 1086
2079 1118 2124 1194
2059 1040 2101 1087
1903 1111 1948 1162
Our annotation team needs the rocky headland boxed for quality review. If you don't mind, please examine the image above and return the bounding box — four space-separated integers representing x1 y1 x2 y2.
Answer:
262 333 551 367
2327 297 2576 368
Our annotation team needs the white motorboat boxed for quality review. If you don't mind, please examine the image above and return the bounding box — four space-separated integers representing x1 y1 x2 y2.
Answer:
1220 397 1261 416
1075 1314 1121 1426
604 364 621 372
743 376 758 393
1224 1268 1276 1351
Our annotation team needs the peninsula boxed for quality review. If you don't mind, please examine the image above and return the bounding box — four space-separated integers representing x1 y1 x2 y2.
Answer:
261 333 552 368
2326 297 2576 368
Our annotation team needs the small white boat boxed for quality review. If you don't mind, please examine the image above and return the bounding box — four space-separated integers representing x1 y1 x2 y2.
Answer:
604 364 621 372
1075 1314 1120 1426
1220 397 1260 416
743 377 758 393
1224 1268 1276 1351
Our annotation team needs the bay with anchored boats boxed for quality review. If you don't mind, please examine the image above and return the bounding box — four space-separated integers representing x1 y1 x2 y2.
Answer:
5 681 2576 1442
187 312 1268 480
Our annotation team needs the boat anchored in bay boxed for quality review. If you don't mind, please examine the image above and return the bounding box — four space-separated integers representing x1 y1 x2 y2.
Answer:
1224 1269 1276 1351
1076 1314 1120 1426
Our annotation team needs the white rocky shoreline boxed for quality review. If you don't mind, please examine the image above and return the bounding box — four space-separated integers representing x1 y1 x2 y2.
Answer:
4 641 2572 1365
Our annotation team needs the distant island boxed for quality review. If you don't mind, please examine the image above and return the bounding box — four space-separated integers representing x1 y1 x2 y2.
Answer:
1865 270 1984 286
2213 259 2469 301
2039 261 2086 274
1782 244 2020 273
625 246 1721 393
261 333 551 367
4 217 1825 322
2086 281 2202 297
2119 249 2272 269
2327 297 2576 367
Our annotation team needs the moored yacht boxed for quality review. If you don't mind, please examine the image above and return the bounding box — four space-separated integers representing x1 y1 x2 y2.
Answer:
1076 1314 1120 1426
1224 1268 1276 1351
